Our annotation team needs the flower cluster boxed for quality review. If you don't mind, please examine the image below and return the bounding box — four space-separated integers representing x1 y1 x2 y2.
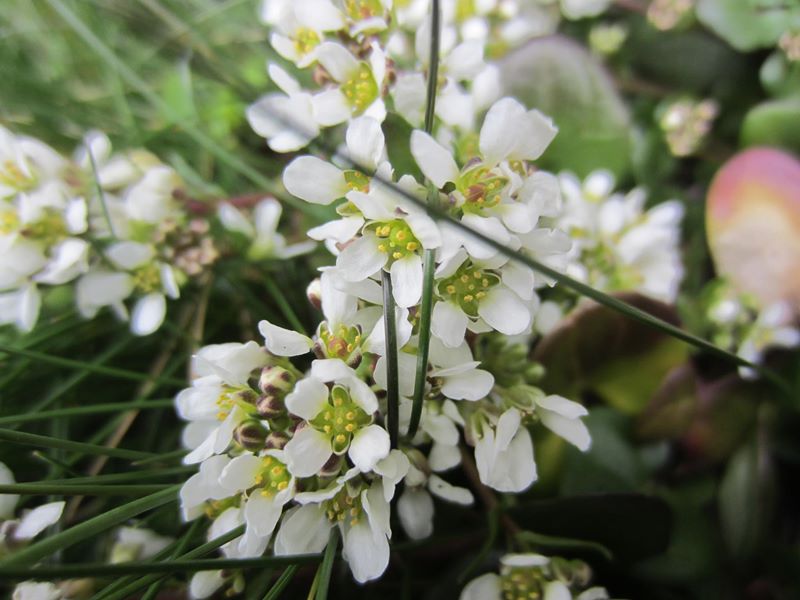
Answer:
705 281 800 380
553 169 685 304
0 126 311 336
461 553 613 600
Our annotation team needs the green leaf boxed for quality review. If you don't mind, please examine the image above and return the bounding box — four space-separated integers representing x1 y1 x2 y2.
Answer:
741 98 800 153
0 483 171 496
696 0 800 52
315 528 339 600
499 36 632 178
0 399 173 426
507 492 672 562
0 486 180 568
534 294 689 414
760 51 800 99
719 437 777 559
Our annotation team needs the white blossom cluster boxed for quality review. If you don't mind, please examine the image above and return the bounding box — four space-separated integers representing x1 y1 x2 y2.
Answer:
553 169 685 304
0 126 311 337
0 127 211 335
461 553 614 600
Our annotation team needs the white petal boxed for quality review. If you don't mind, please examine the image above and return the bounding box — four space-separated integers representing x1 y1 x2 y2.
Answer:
477 287 531 335
480 97 527 165
189 571 225 599
275 505 333 555
285 426 332 477
429 442 461 471
130 293 166 336
346 116 385 171
544 581 572 600
536 395 588 419
502 262 536 301
410 130 459 188
460 573 502 600
390 254 423 308
258 319 313 356
0 462 18 519
310 358 356 382
219 454 261 493
245 492 285 538
285 377 329 420
431 301 468 348
217 202 254 237
317 42 358 82
343 520 390 583
428 474 474 505
14 501 64 540
460 214 510 260
441 368 494 401
538 411 591 451
283 156 347 205
398 488 434 540
336 235 386 281
513 109 558 161
311 89 351 126
349 424 391 472
106 241 154 270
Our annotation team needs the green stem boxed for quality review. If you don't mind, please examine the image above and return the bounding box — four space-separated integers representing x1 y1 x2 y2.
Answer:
409 0 442 439
0 344 185 387
0 429 157 460
315 528 339 600
382 270 400 449
0 484 171 496
0 399 173 426
263 565 299 600
0 486 179 568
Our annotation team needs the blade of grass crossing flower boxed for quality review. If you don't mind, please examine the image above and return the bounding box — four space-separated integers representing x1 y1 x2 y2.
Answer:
0 429 157 460
409 0 442 439
0 344 186 387
0 485 179 568
140 519 205 600
0 399 174 427
382 270 400 449
315 528 339 600
46 0 325 220
44 466 194 485
0 483 171 496
263 565 300 600
87 144 117 239
264 273 307 334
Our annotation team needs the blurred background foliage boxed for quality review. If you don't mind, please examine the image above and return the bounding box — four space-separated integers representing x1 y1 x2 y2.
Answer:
1 0 800 598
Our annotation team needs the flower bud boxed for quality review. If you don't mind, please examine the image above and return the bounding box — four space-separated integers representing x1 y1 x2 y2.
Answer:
235 388 259 405
233 421 268 451
264 430 290 450
306 278 322 310
319 453 345 478
259 366 295 395
257 394 285 419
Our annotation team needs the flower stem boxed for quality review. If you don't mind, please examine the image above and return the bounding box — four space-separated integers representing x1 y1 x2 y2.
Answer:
409 0 442 439
382 269 400 449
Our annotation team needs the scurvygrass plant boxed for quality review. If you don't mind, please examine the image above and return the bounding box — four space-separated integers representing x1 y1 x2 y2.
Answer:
1 0 799 599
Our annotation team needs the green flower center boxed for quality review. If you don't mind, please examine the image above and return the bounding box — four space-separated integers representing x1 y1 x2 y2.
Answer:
293 27 321 56
310 385 371 454
500 567 548 600
0 209 20 234
457 166 508 214
371 219 420 263
319 322 362 360
344 170 370 193
254 455 291 497
131 263 161 293
0 159 36 194
341 63 379 115
324 486 364 526
437 262 500 317
22 210 68 246
344 0 383 20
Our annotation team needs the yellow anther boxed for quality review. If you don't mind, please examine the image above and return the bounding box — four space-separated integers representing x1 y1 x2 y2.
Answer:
271 466 284 476
406 242 418 251
335 433 346 444
345 496 353 505
396 230 406 241
392 251 403 259
468 284 475 291
216 411 226 421
482 278 489 287
473 271 482 278
324 411 333 420
350 507 359 516
324 424 332 433
346 411 355 420
346 343 354 352
354 335 361 343
263 456 273 465
337 417 344 425
345 423 355 432
350 518 359 526
446 285 456 294
378 244 387 252
460 275 470 283
334 397 343 407
463 294 474 302
277 481 288 490
476 291 486 299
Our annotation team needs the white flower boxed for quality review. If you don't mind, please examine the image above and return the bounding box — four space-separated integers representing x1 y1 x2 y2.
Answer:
474 408 537 493
179 455 232 519
218 198 315 260
534 395 591 451
0 283 41 333
283 359 389 476
110 526 172 563
263 0 345 67
5 501 65 542
12 582 64 600
560 0 612 20
428 337 494 401
738 302 800 380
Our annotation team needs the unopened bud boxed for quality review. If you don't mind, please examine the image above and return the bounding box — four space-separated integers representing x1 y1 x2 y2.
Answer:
259 366 295 395
257 394 285 419
234 421 268 451
319 453 345 477
265 430 290 450
234 388 258 405
306 278 322 310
